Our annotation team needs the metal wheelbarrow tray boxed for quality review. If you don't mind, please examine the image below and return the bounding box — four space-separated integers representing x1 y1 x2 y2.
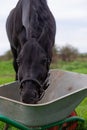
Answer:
0 69 87 127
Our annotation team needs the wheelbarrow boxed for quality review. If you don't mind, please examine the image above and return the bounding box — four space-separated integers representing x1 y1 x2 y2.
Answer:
0 69 87 130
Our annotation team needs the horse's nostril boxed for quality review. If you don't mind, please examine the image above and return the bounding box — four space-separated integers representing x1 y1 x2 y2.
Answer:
22 96 37 104
21 90 39 104
22 98 34 104
33 91 38 98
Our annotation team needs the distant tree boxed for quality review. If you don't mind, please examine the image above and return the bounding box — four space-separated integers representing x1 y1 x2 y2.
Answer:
0 50 12 61
52 46 59 63
78 53 87 61
5 50 13 60
59 44 79 61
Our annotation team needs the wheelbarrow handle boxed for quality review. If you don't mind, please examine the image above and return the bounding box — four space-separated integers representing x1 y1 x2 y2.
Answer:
0 115 29 130
0 115 85 130
41 116 85 130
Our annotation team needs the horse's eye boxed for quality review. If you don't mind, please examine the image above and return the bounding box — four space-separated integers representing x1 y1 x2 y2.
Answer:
20 82 25 89
41 58 47 66
16 59 21 66
17 61 20 66
47 59 51 65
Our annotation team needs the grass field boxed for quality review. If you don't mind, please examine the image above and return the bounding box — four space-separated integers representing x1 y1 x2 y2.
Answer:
0 60 87 129
0 60 15 85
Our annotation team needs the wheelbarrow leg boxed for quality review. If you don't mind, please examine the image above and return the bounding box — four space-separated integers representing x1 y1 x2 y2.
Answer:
4 124 9 130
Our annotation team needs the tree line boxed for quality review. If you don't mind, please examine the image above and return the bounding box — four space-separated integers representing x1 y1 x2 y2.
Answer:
52 44 87 62
0 44 87 62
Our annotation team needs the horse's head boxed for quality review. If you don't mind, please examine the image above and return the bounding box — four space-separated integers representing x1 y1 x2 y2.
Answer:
17 39 50 104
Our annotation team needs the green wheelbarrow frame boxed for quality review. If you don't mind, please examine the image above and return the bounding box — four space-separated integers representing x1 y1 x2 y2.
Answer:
0 70 87 129
0 114 85 130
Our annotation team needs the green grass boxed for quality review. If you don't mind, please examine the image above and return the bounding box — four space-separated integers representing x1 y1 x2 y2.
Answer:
0 123 19 130
76 98 87 130
51 60 87 74
0 60 87 129
0 60 15 84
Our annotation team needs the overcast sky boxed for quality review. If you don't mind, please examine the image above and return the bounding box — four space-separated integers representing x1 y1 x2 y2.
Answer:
0 0 87 55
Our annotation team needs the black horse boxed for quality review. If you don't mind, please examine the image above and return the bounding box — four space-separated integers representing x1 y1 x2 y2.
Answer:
6 0 56 104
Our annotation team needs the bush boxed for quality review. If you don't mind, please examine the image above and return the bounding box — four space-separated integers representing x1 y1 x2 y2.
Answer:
52 46 59 63
59 44 79 61
0 50 13 61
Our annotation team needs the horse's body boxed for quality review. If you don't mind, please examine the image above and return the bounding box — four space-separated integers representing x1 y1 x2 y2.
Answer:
6 0 56 104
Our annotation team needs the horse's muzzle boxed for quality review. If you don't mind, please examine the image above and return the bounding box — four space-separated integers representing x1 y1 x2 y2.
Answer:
19 78 45 104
